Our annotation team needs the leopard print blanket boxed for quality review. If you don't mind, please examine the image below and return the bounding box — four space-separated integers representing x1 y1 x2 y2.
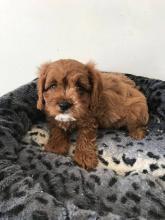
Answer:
0 74 164 220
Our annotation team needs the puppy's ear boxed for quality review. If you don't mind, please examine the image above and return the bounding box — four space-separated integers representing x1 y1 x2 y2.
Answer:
37 62 50 110
86 62 103 111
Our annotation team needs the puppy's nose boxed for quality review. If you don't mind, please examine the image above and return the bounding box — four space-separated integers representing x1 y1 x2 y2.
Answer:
59 101 72 111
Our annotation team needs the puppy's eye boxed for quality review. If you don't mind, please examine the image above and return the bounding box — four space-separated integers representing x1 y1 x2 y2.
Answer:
46 83 56 91
76 82 85 94
49 84 56 89
77 84 85 92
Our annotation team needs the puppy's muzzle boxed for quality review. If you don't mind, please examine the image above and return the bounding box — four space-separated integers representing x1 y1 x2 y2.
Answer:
59 101 72 112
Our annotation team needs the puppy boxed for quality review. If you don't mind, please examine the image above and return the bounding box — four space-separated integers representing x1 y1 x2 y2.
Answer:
37 59 149 170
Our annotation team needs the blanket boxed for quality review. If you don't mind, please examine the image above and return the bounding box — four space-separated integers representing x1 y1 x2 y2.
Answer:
0 74 164 220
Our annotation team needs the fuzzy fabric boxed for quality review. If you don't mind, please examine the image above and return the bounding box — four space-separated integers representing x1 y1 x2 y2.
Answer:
0 74 165 220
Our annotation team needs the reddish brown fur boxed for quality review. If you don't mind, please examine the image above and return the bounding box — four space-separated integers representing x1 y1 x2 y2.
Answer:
37 59 149 170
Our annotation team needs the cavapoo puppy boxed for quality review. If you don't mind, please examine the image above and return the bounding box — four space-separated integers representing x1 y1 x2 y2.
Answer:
37 59 149 170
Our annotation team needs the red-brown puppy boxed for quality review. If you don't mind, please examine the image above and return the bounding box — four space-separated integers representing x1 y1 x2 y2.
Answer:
37 59 149 170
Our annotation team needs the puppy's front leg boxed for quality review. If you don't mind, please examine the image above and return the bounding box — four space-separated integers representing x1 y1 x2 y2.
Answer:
73 119 98 170
45 126 70 155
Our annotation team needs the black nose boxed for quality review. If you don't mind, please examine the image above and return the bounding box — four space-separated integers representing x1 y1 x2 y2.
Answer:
59 101 72 111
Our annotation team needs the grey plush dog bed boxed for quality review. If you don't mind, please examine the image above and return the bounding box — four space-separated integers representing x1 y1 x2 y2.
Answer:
0 74 164 220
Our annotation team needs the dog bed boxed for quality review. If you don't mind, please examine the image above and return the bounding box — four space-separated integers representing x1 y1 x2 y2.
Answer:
0 73 164 220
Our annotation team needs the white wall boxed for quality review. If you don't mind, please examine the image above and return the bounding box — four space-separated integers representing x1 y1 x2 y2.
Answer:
0 0 165 96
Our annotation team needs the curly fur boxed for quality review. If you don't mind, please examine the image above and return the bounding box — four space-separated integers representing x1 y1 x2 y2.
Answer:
37 59 149 170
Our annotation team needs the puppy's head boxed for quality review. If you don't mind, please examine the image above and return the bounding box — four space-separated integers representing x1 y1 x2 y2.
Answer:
37 59 102 122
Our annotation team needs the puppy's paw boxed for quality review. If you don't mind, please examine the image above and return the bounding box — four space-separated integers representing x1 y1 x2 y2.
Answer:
129 128 146 140
45 143 69 155
73 149 98 170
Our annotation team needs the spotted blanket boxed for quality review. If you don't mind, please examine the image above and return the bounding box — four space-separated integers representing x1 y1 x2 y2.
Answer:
0 74 164 220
